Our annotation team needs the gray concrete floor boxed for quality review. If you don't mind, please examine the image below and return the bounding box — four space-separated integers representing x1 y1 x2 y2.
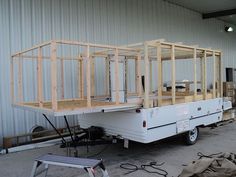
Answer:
1 122 236 177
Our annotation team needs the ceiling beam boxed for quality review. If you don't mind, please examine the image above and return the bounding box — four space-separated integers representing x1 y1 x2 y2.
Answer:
202 8 236 19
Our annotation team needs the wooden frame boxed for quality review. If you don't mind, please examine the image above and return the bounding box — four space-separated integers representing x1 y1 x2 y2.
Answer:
11 39 223 116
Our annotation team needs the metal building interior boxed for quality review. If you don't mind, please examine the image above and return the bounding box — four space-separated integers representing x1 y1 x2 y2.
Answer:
0 0 236 177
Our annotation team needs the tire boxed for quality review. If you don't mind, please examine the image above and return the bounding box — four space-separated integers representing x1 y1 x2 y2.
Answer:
184 127 199 145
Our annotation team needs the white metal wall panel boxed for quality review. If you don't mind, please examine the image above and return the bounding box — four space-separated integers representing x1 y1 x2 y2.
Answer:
0 0 236 146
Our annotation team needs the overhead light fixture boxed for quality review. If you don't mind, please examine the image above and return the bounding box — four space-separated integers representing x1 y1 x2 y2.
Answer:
225 26 234 32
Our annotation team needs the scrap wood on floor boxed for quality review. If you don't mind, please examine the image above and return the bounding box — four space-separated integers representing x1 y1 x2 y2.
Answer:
179 152 236 177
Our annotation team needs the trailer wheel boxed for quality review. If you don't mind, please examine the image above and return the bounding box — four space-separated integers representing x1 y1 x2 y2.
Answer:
184 127 199 145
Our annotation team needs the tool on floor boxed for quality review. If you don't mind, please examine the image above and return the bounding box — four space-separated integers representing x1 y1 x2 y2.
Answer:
120 161 168 176
30 154 109 177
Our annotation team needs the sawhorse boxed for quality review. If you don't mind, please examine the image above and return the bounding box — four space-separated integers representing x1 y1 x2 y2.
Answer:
30 154 109 177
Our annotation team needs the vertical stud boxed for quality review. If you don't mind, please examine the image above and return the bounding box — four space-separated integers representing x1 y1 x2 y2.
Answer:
11 56 14 103
203 50 207 100
51 41 58 111
193 48 197 101
18 55 23 103
60 58 64 99
105 57 110 96
137 52 142 97
86 45 91 107
37 47 43 107
144 43 150 108
171 45 176 104
115 48 120 105
91 57 95 97
157 43 162 106
80 58 84 99
213 51 216 98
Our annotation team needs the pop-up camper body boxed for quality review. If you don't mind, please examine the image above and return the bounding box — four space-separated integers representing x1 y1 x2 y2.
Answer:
11 39 231 144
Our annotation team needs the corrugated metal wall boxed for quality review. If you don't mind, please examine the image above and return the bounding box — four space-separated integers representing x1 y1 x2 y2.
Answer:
0 0 236 146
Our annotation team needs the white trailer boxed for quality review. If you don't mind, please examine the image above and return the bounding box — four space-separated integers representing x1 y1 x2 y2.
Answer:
78 98 231 146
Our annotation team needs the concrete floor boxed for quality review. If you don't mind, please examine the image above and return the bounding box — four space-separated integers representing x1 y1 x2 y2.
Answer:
1 121 236 177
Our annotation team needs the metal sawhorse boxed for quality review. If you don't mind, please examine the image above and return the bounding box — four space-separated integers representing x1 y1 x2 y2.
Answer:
30 154 109 177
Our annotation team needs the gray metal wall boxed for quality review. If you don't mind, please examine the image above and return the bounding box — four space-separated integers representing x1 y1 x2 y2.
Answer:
0 0 236 146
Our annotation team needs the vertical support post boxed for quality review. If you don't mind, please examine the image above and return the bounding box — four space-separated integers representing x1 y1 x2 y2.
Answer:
157 43 162 106
203 50 207 100
219 53 223 97
91 57 95 97
86 45 91 107
144 43 150 108
217 55 221 97
213 51 216 98
105 57 110 96
79 57 84 99
11 56 14 103
115 48 120 105
51 41 58 111
193 48 197 101
149 60 152 93
125 57 128 96
37 47 43 107
135 57 138 94
18 55 23 103
137 52 142 97
60 58 64 99
171 45 176 104
200 56 204 95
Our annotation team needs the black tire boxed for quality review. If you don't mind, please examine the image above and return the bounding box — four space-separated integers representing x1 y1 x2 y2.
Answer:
184 127 199 145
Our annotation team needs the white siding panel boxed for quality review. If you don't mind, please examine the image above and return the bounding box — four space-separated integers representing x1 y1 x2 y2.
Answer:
0 0 236 146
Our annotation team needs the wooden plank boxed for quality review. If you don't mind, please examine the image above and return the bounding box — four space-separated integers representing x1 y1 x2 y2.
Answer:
193 48 197 101
200 57 204 96
15 55 83 61
80 59 84 99
125 57 128 99
144 43 150 108
91 57 95 97
149 59 152 93
212 51 216 98
10 57 14 103
105 57 110 96
137 53 142 97
60 58 64 99
56 40 138 51
216 54 220 97
203 50 207 100
171 45 176 104
18 55 23 103
51 41 58 111
12 41 52 57
219 53 223 97
135 57 138 94
115 48 120 105
157 43 162 106
37 47 43 107
86 45 91 107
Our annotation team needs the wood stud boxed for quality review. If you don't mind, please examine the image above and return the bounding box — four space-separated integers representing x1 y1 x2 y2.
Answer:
157 43 162 106
193 48 197 101
51 41 58 111
37 47 43 107
18 55 23 103
171 45 176 105
115 48 120 105
86 45 91 107
144 43 150 108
